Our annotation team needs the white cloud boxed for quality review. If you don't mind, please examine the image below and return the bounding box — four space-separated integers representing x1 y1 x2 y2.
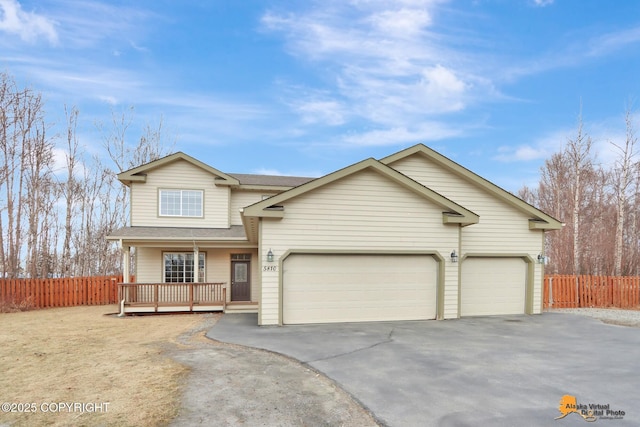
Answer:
51 147 69 176
503 24 640 82
494 145 553 162
419 65 467 111
285 89 349 126
532 0 554 7
367 7 432 38
262 0 492 138
494 128 570 162
296 100 347 126
341 122 462 147
587 26 640 58
98 95 118 106
251 168 321 178
0 0 58 44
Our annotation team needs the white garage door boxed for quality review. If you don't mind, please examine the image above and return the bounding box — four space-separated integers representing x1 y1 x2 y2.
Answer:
283 254 438 324
461 257 526 316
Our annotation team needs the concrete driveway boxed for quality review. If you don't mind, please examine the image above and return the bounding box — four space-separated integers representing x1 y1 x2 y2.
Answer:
207 313 639 426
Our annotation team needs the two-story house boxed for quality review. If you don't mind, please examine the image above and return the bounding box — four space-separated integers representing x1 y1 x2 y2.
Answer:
107 144 561 325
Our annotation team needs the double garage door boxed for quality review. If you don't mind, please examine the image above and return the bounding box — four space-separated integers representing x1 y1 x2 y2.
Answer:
282 254 527 324
283 254 438 324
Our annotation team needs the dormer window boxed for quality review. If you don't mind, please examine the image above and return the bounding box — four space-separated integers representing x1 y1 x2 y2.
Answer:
159 189 203 217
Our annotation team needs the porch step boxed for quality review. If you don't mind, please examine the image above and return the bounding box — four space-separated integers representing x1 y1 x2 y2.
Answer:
224 301 258 314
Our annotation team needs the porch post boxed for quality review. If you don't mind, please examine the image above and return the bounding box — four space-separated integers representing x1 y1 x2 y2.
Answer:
193 245 199 283
122 241 131 283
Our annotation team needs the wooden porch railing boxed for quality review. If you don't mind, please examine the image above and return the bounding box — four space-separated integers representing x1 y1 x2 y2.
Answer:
118 282 226 312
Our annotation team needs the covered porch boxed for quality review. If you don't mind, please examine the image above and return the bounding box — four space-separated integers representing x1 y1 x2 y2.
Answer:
108 226 260 315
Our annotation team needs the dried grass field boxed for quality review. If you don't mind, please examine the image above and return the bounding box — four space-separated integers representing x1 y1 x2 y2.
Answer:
0 306 206 427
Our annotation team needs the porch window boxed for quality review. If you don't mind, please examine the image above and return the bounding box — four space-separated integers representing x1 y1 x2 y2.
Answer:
164 253 205 283
159 190 203 217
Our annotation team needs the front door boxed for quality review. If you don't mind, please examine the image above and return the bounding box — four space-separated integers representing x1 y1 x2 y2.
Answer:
231 259 251 301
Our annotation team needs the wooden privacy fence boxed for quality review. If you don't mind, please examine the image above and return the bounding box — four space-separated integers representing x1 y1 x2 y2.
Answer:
544 275 640 309
0 276 121 309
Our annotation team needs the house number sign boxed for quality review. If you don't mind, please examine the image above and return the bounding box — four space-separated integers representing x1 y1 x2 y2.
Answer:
263 265 278 272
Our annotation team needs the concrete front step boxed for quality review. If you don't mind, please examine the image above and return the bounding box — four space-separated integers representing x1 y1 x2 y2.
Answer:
224 302 259 314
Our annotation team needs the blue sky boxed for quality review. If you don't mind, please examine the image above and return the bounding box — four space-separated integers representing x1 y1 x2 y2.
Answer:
2 0 639 192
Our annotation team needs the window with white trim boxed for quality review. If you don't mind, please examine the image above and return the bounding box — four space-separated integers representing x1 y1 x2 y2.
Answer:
159 189 203 217
163 253 205 283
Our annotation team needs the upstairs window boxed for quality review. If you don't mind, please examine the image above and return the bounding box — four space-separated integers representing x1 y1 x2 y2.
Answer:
159 189 203 217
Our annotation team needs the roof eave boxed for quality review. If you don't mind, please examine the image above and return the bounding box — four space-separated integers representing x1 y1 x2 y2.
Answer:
240 210 259 243
529 219 563 231
107 235 249 242
216 182 293 192
443 212 479 226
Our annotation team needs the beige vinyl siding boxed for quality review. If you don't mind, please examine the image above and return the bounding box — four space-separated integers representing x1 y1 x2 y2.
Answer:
135 247 162 283
259 169 459 325
130 159 230 228
134 247 258 303
389 155 545 313
230 190 278 226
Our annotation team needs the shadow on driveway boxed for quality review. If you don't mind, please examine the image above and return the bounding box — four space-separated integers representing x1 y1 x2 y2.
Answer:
208 313 639 426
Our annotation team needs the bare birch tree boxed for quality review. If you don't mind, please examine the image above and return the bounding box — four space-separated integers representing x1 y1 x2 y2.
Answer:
565 110 594 275
610 105 638 275
60 105 81 277
0 73 54 277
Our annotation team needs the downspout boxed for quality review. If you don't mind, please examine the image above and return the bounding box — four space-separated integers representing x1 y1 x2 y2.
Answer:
117 298 126 317
117 238 128 317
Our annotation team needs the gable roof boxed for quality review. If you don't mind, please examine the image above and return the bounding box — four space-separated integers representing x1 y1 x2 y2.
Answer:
380 144 563 230
117 152 240 186
240 158 479 241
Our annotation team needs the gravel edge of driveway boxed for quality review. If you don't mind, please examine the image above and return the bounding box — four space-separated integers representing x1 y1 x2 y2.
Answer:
168 313 381 427
548 308 640 327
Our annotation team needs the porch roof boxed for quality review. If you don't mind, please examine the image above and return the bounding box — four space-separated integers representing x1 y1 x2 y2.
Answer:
106 225 248 242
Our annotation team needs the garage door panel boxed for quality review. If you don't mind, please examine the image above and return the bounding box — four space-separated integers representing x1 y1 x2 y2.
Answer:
461 258 526 316
283 254 437 324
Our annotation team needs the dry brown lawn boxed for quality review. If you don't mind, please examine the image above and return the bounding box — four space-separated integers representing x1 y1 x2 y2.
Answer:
0 306 207 427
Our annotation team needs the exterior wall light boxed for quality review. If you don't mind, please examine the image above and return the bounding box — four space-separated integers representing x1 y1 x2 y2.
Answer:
537 254 546 264
267 249 274 263
450 250 458 263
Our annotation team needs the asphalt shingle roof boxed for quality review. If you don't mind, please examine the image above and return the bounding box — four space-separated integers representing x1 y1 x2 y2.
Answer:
227 173 315 187
107 225 247 240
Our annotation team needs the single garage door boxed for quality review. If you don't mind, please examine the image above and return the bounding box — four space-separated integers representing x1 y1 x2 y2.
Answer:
283 254 438 324
461 257 527 316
